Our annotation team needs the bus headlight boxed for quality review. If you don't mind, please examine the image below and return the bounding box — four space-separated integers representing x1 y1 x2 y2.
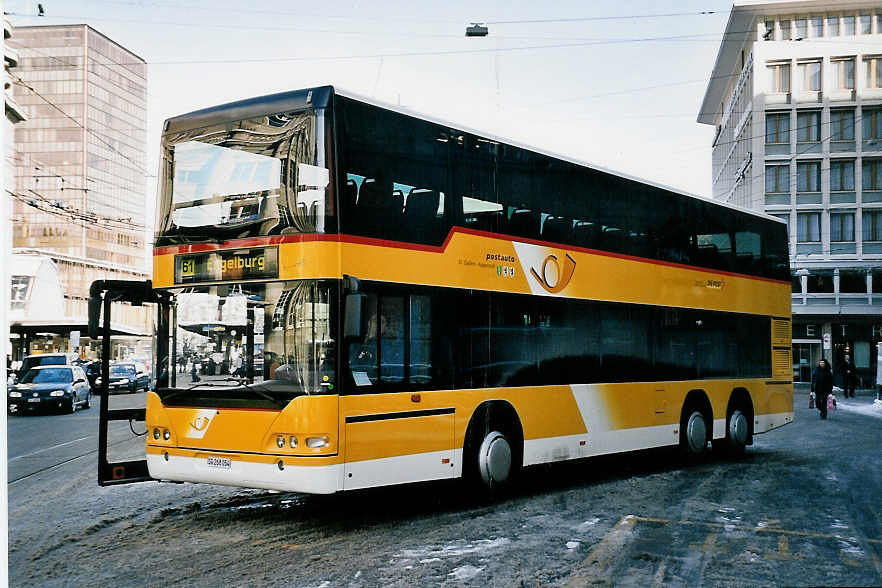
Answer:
276 435 285 449
289 436 298 448
50 390 64 397
163 429 170 441
153 428 160 440
306 436 329 449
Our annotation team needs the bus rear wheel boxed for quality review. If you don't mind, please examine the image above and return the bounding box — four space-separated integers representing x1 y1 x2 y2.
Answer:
714 409 748 457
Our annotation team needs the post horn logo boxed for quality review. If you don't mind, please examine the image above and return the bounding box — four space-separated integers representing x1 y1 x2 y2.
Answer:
191 416 210 431
530 253 576 293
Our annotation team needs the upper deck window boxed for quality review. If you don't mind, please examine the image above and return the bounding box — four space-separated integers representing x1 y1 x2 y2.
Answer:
157 110 326 245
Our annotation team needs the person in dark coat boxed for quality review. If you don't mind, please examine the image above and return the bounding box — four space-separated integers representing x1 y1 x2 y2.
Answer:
812 358 833 419
842 354 856 398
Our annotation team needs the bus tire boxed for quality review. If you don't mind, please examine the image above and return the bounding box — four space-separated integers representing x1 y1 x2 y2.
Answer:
463 403 523 498
713 408 750 458
478 430 513 488
680 408 709 457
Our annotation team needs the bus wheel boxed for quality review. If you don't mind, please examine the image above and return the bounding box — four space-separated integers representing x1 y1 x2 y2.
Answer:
478 431 513 488
682 409 708 456
714 409 748 457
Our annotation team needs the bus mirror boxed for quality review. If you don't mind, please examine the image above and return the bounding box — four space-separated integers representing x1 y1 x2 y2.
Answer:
344 294 366 339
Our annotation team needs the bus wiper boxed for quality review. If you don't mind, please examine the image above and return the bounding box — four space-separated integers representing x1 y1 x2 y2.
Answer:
160 382 287 408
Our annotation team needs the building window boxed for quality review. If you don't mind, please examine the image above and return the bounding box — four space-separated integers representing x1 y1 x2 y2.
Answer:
765 113 790 143
830 212 855 242
831 109 855 140
809 16 823 37
764 20 775 40
866 56 882 89
797 111 821 142
797 61 821 91
770 213 790 238
862 210 882 241
795 18 807 39
797 161 821 192
807 270 834 293
765 164 790 193
833 58 855 89
780 19 791 40
831 160 855 191
839 270 866 293
797 212 821 242
860 13 871 34
864 160 882 190
865 108 882 140
843 15 855 36
768 62 790 93
827 15 840 36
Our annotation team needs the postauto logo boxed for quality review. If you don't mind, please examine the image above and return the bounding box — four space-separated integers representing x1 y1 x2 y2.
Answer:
530 253 576 294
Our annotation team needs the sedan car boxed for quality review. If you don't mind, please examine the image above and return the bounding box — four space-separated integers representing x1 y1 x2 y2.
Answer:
8 366 92 414
94 362 149 394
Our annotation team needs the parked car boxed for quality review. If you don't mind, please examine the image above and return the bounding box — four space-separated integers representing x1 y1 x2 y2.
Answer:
7 365 91 414
12 352 79 384
95 362 149 394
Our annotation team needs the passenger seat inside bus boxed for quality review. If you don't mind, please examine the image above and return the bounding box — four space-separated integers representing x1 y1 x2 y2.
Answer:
507 209 540 240
541 216 573 244
404 189 443 242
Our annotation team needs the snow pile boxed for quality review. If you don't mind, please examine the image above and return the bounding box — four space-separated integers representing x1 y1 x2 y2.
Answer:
834 398 882 420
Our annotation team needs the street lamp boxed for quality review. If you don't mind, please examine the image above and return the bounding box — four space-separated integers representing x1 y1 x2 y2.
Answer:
465 23 489 37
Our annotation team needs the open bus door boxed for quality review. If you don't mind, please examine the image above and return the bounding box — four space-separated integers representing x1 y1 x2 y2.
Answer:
88 279 168 486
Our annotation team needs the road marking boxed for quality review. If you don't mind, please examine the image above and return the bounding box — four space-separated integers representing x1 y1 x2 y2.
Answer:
564 515 636 587
8 436 92 462
632 516 882 544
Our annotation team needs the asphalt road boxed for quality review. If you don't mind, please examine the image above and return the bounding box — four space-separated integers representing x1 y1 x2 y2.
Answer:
7 389 882 587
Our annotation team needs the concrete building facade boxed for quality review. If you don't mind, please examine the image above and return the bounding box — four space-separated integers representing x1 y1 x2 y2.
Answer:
7 24 151 359
699 0 882 385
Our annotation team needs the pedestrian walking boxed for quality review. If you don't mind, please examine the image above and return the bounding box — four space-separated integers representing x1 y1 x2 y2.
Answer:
812 358 833 420
190 360 200 383
842 354 856 398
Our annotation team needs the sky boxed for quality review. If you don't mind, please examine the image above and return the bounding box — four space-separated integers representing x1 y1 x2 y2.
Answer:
7 0 736 232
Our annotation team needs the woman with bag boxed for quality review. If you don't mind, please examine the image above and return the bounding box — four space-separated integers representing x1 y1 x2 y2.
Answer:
811 358 833 420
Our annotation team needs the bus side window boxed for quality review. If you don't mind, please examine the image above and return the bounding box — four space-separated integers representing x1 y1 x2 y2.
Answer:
409 295 432 384
379 296 405 383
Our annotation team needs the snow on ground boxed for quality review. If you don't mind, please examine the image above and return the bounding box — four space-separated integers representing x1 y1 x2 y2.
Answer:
834 398 882 420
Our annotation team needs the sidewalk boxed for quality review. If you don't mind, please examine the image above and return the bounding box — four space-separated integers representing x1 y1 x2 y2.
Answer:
794 382 882 419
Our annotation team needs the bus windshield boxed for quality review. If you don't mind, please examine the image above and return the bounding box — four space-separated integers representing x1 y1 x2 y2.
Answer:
161 280 336 408
156 110 327 244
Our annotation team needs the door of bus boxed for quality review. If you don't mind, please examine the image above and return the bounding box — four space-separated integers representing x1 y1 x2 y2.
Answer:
88 279 166 486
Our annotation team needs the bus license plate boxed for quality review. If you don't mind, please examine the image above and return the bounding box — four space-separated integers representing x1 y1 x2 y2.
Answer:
206 457 232 470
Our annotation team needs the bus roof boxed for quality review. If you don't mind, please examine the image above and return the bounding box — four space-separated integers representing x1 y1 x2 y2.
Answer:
163 84 783 226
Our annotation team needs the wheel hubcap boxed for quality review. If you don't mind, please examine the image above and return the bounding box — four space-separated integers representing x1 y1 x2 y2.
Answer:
479 431 512 485
686 411 707 453
729 410 748 446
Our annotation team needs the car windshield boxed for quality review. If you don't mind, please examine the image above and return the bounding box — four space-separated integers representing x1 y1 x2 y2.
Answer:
20 356 65 373
22 368 72 384
155 109 328 244
111 365 136 377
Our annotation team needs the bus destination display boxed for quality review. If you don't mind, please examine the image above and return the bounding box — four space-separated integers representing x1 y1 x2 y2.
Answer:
175 247 279 283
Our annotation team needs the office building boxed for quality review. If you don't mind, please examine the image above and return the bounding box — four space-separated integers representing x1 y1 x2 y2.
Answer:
699 0 882 384
8 24 150 358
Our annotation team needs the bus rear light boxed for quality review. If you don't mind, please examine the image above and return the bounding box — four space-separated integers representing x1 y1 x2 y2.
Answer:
306 436 329 449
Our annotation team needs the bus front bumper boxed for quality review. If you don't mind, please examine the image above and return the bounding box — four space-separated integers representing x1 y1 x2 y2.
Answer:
146 450 342 494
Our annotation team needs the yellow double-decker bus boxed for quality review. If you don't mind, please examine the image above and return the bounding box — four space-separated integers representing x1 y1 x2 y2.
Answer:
90 86 792 493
